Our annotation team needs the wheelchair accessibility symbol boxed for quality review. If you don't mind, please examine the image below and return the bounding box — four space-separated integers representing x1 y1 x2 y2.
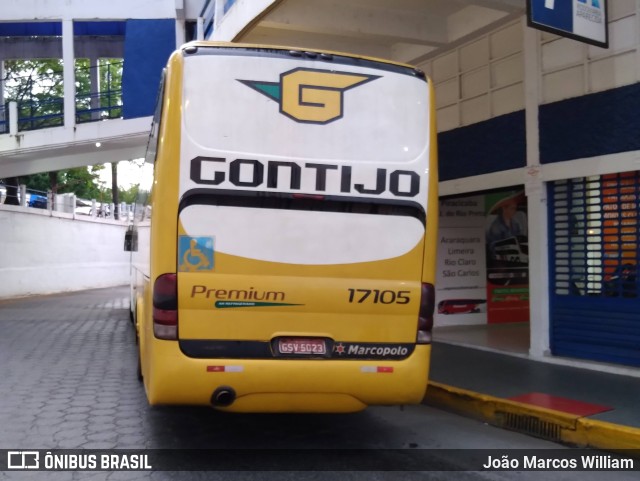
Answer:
178 236 214 272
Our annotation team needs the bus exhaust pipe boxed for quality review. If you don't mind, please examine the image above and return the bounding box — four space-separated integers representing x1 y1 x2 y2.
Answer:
211 386 236 407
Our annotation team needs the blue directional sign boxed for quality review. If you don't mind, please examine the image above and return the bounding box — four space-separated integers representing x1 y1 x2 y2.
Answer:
527 0 608 48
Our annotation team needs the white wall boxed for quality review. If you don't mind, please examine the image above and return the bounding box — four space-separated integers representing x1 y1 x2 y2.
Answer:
0 205 130 300
421 1 640 133
541 0 638 104
420 20 525 133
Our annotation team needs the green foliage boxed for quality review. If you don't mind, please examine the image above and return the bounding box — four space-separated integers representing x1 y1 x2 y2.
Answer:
4 59 65 129
59 166 105 199
12 165 105 200
118 184 140 204
75 58 123 122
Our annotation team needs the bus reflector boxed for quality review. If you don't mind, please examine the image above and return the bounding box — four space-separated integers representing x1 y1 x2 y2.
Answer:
207 365 244 373
153 273 178 340
361 366 394 373
417 283 434 344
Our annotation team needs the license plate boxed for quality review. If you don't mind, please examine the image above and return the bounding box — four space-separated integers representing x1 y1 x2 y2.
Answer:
278 338 326 355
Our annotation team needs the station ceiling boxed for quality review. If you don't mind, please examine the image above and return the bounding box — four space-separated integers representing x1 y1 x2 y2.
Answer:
235 0 526 65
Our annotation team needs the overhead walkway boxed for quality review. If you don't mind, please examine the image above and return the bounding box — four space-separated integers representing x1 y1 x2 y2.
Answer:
0 114 150 178
0 15 179 178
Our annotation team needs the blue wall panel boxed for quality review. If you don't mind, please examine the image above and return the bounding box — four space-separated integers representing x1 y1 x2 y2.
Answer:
437 110 526 181
122 19 175 119
540 82 640 164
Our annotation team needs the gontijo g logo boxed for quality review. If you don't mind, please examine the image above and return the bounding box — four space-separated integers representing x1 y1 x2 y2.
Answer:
239 68 379 124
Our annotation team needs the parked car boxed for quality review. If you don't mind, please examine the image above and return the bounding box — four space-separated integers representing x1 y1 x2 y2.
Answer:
28 194 47 209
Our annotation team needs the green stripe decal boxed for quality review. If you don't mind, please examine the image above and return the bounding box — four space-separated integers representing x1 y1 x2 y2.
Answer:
215 301 304 309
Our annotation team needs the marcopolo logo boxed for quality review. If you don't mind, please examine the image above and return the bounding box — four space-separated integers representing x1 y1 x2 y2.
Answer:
238 68 379 124
333 343 413 359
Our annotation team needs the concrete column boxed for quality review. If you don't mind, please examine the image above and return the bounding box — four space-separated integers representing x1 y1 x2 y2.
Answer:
0 59 5 108
215 0 225 30
19 185 27 207
522 18 550 360
69 194 76 216
175 0 186 46
175 20 186 47
62 20 76 129
197 17 204 40
9 101 18 135
0 59 5 134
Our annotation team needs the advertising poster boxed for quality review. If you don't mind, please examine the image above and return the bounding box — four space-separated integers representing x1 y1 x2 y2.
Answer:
435 190 530 327
435 196 487 327
485 190 530 323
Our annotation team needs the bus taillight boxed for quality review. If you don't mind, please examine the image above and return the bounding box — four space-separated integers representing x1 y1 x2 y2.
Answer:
153 273 178 340
417 283 434 344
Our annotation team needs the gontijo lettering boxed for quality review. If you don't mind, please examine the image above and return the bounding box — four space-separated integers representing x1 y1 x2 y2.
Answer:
190 157 420 198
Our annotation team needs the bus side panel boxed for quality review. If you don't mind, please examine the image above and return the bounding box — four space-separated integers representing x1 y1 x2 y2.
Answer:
422 79 439 286
139 51 184 399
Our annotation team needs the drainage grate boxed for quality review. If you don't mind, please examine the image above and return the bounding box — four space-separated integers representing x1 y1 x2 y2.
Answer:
497 412 563 442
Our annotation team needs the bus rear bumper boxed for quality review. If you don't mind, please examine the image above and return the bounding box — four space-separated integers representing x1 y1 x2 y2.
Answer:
143 341 431 413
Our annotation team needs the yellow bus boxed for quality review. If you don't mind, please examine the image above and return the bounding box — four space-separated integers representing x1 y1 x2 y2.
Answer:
127 41 438 413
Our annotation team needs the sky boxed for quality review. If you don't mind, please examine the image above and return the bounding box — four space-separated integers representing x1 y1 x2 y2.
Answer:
97 159 152 189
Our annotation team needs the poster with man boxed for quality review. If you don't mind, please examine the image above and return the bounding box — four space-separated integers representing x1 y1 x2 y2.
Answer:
485 190 530 323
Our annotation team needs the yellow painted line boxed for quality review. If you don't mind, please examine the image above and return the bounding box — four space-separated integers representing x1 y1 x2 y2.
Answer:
425 381 640 450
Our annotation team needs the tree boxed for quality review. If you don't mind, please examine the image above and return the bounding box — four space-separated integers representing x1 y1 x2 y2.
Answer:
2 177 20 206
118 184 140 204
111 162 120 219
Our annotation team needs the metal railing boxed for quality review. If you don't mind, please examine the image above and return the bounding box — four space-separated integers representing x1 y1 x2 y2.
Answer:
76 90 122 123
1 60 123 134
17 97 64 131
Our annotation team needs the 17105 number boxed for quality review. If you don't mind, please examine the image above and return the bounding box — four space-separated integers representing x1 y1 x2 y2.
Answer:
347 289 410 304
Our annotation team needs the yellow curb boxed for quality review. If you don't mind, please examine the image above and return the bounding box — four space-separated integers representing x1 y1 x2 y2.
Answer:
424 381 640 450
573 418 640 450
